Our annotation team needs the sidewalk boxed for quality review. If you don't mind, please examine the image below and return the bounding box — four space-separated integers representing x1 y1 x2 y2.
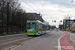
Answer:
66 31 75 44
0 33 26 38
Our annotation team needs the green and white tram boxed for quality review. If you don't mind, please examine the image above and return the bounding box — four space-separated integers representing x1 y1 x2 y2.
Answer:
27 20 47 35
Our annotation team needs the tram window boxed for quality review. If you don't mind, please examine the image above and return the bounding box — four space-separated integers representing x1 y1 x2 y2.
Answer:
38 23 42 27
42 25 46 30
27 23 36 29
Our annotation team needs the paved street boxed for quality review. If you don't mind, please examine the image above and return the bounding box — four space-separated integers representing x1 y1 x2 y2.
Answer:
0 30 75 50
0 33 34 50
0 0 75 50
12 31 65 50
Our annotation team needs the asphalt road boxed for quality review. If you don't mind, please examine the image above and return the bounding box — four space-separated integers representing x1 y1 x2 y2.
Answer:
0 33 34 50
12 31 65 50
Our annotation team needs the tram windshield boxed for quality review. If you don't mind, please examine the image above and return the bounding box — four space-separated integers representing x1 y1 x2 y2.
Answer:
27 23 36 29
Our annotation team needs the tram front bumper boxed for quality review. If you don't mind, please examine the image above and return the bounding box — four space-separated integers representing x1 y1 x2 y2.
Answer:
27 29 37 35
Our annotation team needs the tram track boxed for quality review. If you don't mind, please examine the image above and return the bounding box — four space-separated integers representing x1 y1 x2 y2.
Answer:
0 36 28 43
0 34 35 50
0 33 27 40
0 37 31 46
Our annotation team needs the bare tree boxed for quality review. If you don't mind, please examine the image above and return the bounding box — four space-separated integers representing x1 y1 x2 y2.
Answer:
0 0 23 33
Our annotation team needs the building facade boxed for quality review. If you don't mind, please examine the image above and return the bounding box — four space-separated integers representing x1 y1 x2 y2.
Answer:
72 20 75 31
26 13 44 22
59 24 63 30
63 19 73 31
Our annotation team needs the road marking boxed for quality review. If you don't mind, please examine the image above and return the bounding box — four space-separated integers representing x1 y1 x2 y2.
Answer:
0 37 31 46
10 36 40 50
5 37 37 50
58 34 66 50
10 45 21 50
5 45 17 50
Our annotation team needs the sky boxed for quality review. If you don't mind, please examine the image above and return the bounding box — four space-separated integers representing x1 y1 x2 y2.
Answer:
19 0 75 27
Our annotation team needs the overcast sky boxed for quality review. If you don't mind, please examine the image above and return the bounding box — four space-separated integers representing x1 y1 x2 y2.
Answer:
19 0 75 27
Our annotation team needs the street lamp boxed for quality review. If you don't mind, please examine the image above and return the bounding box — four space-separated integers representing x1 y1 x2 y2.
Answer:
71 0 73 3
7 2 9 34
69 17 70 31
0 2 1 23
10 2 16 32
19 9 24 32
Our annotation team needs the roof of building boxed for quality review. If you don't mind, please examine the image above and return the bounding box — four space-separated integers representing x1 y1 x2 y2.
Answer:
26 13 42 18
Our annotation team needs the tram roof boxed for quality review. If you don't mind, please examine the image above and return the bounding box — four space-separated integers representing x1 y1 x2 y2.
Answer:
27 20 46 25
27 20 38 23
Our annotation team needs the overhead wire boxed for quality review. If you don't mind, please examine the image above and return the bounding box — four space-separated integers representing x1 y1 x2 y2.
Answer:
21 5 33 11
29 0 44 16
29 0 43 13
22 0 39 13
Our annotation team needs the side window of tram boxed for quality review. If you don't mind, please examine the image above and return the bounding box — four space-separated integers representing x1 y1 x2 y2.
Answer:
27 23 31 29
31 23 36 29
42 25 45 30
36 24 39 30
38 23 42 30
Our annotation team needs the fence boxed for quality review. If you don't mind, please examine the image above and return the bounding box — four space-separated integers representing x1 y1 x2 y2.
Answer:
0 26 25 35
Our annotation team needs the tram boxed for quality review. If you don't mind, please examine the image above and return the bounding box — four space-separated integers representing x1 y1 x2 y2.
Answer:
27 20 47 35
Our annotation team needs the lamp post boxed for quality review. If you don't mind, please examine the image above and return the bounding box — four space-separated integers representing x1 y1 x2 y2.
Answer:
0 2 2 34
19 9 23 32
10 2 16 32
69 17 70 31
7 2 9 34
21 13 22 32
71 0 73 3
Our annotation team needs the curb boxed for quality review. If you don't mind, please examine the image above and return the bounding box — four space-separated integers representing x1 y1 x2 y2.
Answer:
66 31 75 44
0 33 26 38
69 34 75 44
